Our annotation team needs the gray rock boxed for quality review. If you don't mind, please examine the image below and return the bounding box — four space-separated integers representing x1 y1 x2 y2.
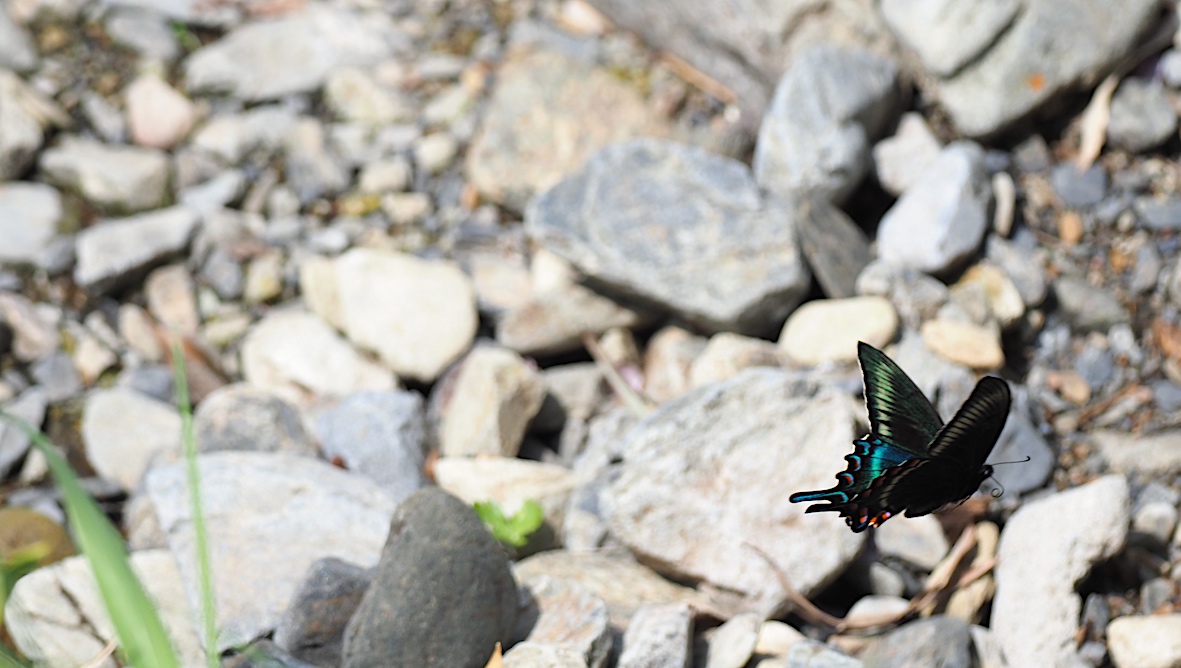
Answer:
877 142 992 274
985 235 1047 307
83 387 182 491
342 488 518 668
1091 430 1181 477
496 282 651 357
936 0 1160 137
991 475 1130 667
1053 277 1130 332
200 247 244 300
518 576 612 668
179 170 245 215
617 603 692 668
527 139 811 336
513 550 716 632
0 388 47 479
29 351 81 403
583 0 896 131
283 117 349 203
74 206 198 294
0 5 36 72
989 403 1055 496
602 369 863 608
881 0 1019 76
274 557 372 667
317 390 428 503
502 643 588 668
0 182 60 266
754 45 900 203
194 384 317 456
39 136 168 213
191 106 298 163
104 8 181 62
873 515 948 571
1051 163 1108 208
184 4 398 101
115 364 174 403
1107 79 1177 153
144 451 396 651
859 616 972 668
784 640 863 667
795 197 872 299
0 292 60 362
1135 197 1181 230
872 112 942 196
0 71 58 180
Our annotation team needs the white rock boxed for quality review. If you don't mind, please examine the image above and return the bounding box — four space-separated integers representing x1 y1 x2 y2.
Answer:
239 308 395 403
873 514 949 571
434 456 577 534
0 182 61 265
1108 615 1181 668
324 67 411 126
82 387 182 491
618 603 693 668
74 206 199 294
6 550 207 668
436 346 546 457
308 248 476 382
920 319 1004 370
991 475 1130 667
142 451 396 651
778 296 898 365
689 333 783 388
125 74 196 149
39 136 168 212
705 612 761 668
873 112 942 196
145 264 199 334
1092 430 1181 477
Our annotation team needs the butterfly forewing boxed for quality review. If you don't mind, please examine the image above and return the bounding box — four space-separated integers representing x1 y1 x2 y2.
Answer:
925 376 1011 471
857 341 943 454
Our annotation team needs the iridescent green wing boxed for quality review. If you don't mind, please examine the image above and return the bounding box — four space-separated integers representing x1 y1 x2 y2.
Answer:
856 341 943 454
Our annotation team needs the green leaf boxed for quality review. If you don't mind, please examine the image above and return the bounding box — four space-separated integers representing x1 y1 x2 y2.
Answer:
0 644 31 668
507 500 544 538
473 499 544 548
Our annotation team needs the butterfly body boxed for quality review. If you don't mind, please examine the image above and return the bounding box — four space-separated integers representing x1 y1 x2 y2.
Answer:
790 342 1010 532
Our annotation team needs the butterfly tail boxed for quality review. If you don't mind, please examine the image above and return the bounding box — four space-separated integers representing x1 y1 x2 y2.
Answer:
788 488 851 510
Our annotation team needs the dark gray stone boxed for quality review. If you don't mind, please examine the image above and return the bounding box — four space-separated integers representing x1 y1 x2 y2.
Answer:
527 139 811 336
754 45 900 203
1152 380 1181 413
1107 79 1177 153
859 616 972 668
1053 277 1130 332
935 0 1160 138
342 488 518 668
986 235 1047 307
115 364 175 403
1051 163 1108 208
316 390 428 503
796 196 872 299
30 351 81 403
274 558 373 667
195 384 317 455
1135 197 1181 230
1075 344 1116 392
990 397 1055 498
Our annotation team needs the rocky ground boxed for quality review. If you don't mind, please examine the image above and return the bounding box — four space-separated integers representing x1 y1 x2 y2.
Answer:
2 0 1181 666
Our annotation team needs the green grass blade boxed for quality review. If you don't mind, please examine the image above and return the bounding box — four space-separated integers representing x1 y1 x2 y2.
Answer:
0 413 179 668
0 645 31 668
169 339 219 667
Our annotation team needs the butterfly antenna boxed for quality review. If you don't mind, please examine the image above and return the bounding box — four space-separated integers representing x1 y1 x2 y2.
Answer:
988 455 1032 466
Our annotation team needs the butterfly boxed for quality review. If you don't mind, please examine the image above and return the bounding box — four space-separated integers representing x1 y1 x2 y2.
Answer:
789 341 1011 532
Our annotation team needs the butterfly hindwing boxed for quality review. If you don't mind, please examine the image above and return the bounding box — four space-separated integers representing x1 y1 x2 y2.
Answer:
790 343 1013 532
857 341 943 455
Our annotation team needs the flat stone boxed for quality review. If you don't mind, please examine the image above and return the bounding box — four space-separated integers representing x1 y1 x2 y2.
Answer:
881 0 1019 76
466 45 668 212
239 308 395 403
342 488 517 668
513 550 717 631
617 604 693 668
602 370 864 607
795 196 873 299
518 576 612 668
1092 430 1181 477
39 136 168 213
689 333 784 389
503 642 587 668
191 105 298 163
0 182 61 265
433 345 545 457
496 282 650 357
82 387 182 491
778 296 898 365
194 383 317 456
1108 615 1181 668
317 390 428 503
783 641 862 667
74 206 199 294
754 45 900 203
1107 79 1177 153
184 4 397 101
144 451 396 651
104 8 180 61
1051 163 1108 208
873 112 942 196
1054 277 1130 332
527 139 810 336
1135 197 1181 230
302 248 476 383
877 141 992 274
991 475 1130 667
858 616 973 668
935 0 1160 137
920 319 1004 370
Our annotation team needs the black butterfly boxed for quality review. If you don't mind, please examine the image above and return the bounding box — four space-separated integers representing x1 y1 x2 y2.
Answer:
790 341 1011 532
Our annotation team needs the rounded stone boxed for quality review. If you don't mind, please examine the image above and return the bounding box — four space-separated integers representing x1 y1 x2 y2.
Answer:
778 296 899 365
